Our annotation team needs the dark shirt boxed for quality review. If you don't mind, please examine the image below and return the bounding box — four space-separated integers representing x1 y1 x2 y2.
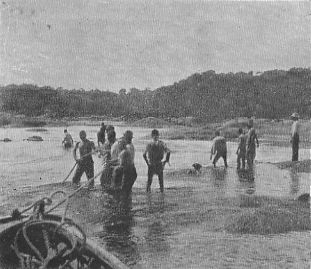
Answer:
145 140 170 165
75 139 95 164
97 128 106 144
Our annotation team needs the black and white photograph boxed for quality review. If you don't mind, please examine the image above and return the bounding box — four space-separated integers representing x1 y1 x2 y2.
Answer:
0 1 310 268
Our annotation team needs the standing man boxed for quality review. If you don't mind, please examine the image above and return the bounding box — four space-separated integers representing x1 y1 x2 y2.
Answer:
236 128 246 170
210 130 228 168
290 112 300 161
99 130 116 189
110 130 137 194
143 129 171 193
246 119 259 169
121 130 137 197
97 122 106 147
62 129 73 149
72 130 96 189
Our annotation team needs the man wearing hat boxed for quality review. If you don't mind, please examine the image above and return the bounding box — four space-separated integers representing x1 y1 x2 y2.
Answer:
290 112 300 161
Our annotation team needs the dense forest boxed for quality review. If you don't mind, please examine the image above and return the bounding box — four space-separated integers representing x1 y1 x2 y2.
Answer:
1 68 311 122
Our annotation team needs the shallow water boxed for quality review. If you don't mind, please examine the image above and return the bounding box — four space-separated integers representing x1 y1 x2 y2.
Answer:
0 125 310 268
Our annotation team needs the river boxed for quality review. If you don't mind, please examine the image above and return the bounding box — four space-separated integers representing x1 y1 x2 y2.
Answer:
0 124 310 268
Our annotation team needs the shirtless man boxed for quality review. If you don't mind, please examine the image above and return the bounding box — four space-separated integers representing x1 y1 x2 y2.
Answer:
110 130 137 194
72 130 96 189
143 129 170 193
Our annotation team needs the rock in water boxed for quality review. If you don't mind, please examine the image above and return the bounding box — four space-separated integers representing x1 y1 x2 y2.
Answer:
26 136 43 141
297 193 310 202
1 138 12 142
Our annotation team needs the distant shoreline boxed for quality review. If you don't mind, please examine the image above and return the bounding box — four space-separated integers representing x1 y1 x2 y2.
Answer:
1 114 310 148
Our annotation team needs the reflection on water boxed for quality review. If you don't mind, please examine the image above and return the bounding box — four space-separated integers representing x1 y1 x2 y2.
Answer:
99 194 141 266
289 170 300 195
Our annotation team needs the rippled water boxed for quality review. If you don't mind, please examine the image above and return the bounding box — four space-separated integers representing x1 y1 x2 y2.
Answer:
0 124 310 268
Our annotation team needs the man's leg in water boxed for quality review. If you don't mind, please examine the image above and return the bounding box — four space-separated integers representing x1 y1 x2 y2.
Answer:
158 168 164 193
146 166 154 192
85 162 95 188
222 152 228 168
72 164 84 185
213 152 221 167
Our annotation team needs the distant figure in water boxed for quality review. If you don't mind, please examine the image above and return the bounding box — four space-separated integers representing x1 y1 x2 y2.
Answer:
236 128 246 170
246 119 259 169
62 129 73 149
143 129 171 193
97 122 106 147
210 130 228 168
106 125 115 135
290 112 300 161
72 130 96 189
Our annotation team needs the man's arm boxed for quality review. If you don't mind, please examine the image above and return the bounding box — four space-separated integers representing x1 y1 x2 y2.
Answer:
97 132 101 147
73 143 79 162
236 137 241 154
143 148 149 167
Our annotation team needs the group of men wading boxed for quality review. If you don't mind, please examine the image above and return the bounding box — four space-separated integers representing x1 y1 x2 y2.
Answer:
65 112 300 193
69 123 170 195
210 119 259 170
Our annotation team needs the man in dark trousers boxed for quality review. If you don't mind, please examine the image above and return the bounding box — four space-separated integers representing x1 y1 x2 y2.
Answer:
246 120 259 169
143 129 170 193
97 122 106 147
72 130 96 189
290 112 300 161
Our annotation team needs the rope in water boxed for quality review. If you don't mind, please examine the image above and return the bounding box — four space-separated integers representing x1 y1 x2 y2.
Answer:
17 147 109 215
46 167 106 214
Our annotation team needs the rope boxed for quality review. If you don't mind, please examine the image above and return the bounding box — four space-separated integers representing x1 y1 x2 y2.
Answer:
62 147 110 183
62 163 78 183
46 167 106 214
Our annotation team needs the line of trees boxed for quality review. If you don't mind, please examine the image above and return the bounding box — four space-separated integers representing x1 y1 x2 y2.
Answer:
1 68 311 121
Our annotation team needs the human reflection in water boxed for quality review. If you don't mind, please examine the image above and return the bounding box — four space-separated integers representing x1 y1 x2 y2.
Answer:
289 169 300 195
100 194 141 266
210 168 228 184
145 193 170 260
236 163 256 182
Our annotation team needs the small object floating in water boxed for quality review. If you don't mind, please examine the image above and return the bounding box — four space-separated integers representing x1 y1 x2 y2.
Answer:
0 138 12 142
25 135 43 141
297 193 310 202
192 162 202 174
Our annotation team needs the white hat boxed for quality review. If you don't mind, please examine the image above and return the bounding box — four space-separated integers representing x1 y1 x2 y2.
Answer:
290 112 299 119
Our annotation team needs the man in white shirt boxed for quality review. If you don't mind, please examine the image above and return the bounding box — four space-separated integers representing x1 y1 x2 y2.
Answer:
290 112 300 161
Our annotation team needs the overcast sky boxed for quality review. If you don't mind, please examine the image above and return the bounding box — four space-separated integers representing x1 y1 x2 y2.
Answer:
0 0 310 91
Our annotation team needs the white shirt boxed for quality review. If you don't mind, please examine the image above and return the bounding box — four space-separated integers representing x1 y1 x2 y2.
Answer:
111 140 121 161
291 121 300 136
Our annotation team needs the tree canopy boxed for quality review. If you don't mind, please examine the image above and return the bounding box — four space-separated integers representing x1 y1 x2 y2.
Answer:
1 68 310 121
